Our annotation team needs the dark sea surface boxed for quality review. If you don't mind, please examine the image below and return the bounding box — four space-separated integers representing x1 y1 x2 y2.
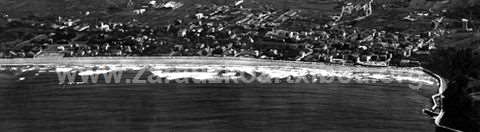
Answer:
0 72 436 132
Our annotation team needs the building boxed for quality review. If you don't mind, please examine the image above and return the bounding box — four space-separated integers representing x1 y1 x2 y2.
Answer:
265 30 301 42
177 28 188 37
34 45 64 58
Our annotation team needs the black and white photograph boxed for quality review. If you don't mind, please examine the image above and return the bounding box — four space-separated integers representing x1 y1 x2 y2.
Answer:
0 0 479 131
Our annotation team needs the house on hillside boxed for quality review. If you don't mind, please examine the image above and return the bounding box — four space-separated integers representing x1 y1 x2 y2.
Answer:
264 30 301 42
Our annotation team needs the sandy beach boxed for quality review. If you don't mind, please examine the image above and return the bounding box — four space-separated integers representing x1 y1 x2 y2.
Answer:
0 57 439 96
0 56 423 72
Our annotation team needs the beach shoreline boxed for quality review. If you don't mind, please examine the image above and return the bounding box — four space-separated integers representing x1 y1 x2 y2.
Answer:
0 56 419 70
0 56 438 87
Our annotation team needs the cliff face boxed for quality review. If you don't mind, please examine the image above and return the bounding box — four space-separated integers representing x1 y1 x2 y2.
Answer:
425 48 480 131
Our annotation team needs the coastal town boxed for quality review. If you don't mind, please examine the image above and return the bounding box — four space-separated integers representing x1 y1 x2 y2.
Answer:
1 0 475 67
0 1 479 132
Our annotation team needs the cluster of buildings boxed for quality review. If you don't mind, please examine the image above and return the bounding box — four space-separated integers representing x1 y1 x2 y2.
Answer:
332 0 374 22
0 1 447 67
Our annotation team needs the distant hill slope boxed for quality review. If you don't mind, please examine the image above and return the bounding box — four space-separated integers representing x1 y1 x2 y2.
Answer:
1 0 477 19
0 0 343 25
409 0 480 10
0 0 124 16
0 0 451 33
2 0 475 32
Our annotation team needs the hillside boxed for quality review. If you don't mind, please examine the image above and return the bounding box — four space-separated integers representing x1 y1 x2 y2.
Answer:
0 0 339 22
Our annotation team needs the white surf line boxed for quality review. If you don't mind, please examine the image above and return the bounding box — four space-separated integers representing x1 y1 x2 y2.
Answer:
1 57 435 84
421 68 463 132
